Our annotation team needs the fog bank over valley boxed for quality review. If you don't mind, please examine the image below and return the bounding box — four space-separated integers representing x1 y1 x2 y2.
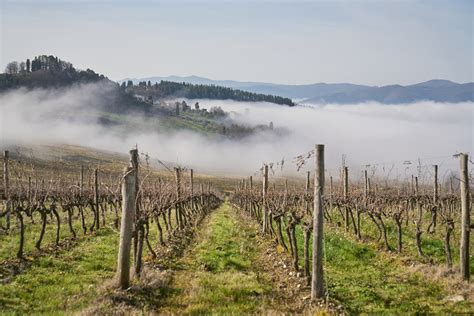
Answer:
0 84 472 178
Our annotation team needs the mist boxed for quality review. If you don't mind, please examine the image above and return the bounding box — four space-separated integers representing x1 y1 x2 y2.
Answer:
0 83 472 180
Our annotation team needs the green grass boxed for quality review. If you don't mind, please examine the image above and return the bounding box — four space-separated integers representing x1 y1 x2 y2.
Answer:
0 210 94 262
99 108 221 137
159 203 272 314
0 227 119 314
284 219 472 314
328 207 474 272
1 199 471 314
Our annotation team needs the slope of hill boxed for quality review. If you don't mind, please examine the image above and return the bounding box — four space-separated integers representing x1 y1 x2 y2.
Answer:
124 80 294 106
302 81 474 104
0 55 284 139
123 76 474 104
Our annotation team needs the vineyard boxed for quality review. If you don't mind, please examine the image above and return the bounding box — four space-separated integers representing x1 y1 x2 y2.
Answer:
0 145 472 314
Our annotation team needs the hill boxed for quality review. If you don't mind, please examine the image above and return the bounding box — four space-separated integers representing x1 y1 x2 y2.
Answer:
124 76 474 104
0 55 284 139
122 80 294 106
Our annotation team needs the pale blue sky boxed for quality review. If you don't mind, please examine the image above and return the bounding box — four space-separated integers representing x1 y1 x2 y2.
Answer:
1 0 472 85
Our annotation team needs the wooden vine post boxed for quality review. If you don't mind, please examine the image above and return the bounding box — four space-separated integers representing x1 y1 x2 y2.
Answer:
249 176 253 217
116 165 136 289
3 151 8 198
305 171 311 214
415 176 419 195
433 165 439 203
3 151 10 228
175 168 182 229
27 177 31 203
94 168 99 229
459 153 470 281
311 144 325 300
129 149 139 264
200 183 204 206
207 181 211 207
80 165 84 196
262 165 269 234
329 176 333 209
430 165 438 233
364 170 368 202
79 165 86 234
190 169 194 211
343 166 349 231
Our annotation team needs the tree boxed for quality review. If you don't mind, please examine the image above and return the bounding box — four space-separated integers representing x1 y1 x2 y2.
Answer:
194 102 200 110
19 62 26 73
5 61 19 74
31 57 39 71
175 101 180 116
26 59 31 72
209 106 225 117
181 100 189 111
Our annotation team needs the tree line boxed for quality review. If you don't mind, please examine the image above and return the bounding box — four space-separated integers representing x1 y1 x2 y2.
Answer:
123 80 295 106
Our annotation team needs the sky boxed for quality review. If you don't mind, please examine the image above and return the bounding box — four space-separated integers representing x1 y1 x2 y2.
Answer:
0 0 472 86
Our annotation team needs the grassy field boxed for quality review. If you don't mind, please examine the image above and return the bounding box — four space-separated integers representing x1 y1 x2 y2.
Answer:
0 226 118 314
0 145 472 314
0 200 472 314
288 218 472 313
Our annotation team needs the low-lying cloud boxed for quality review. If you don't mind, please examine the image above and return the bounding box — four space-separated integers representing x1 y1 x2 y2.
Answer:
0 83 472 182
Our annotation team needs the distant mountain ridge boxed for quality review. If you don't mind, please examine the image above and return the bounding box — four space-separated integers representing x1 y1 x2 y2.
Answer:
121 76 473 104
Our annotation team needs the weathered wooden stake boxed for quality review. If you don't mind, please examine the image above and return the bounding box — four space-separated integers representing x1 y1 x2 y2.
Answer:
3 151 9 199
415 176 419 196
94 168 99 229
175 168 182 229
311 144 325 300
128 149 139 264
80 165 84 196
27 177 31 204
200 183 204 206
329 176 333 209
3 151 10 228
306 171 311 214
343 166 349 231
190 169 194 210
459 154 470 281
364 170 368 201
262 165 269 234
116 166 136 289
433 165 438 203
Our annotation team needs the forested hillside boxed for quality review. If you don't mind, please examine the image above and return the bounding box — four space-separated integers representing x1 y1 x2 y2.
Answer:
1 55 106 89
1 55 294 106
123 80 294 106
1 55 283 139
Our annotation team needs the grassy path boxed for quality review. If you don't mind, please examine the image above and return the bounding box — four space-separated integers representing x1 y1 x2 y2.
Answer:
157 202 278 314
